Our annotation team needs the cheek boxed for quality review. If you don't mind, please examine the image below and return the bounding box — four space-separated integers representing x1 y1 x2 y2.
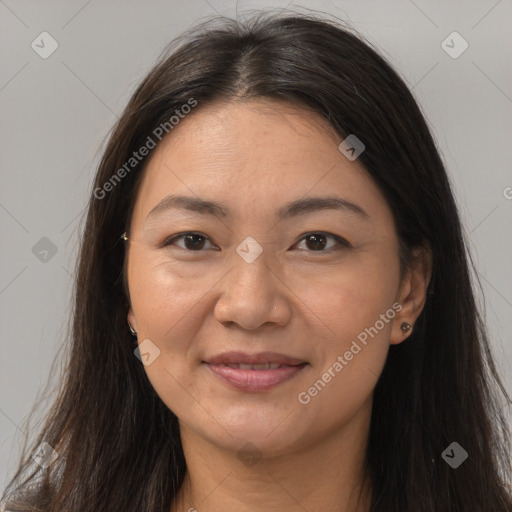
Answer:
297 254 399 339
127 248 213 340
127 251 207 416
294 296 393 426
294 256 398 399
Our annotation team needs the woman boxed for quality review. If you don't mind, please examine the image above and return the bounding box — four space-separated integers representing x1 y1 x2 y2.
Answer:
2 11 511 512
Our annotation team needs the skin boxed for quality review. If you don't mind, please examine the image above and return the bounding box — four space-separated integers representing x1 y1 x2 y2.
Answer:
125 99 432 512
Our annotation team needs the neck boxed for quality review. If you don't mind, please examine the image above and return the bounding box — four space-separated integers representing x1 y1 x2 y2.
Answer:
171 400 373 512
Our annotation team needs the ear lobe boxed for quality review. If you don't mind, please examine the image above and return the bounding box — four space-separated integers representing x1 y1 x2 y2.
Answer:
390 244 432 345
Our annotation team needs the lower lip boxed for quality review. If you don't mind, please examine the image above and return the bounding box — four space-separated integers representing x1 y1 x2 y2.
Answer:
204 363 308 392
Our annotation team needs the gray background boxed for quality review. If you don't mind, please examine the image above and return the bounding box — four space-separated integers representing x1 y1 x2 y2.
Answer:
1 0 511 492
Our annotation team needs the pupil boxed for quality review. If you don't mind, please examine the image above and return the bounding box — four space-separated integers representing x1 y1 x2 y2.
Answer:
306 234 326 250
185 234 205 250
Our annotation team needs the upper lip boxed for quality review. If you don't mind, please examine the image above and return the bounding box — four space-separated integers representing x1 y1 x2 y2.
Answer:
204 351 306 366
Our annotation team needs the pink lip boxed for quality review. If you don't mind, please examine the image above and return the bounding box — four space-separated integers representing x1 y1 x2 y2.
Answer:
203 362 308 392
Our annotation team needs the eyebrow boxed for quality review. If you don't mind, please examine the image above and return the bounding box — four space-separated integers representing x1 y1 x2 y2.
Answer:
146 194 369 221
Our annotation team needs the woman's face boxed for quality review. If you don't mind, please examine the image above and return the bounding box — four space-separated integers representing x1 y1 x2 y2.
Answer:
126 99 423 455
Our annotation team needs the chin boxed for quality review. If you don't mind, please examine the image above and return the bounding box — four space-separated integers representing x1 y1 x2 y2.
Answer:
185 405 308 455
217 428 304 458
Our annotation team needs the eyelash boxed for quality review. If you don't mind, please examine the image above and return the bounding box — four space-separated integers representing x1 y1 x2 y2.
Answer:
161 231 350 253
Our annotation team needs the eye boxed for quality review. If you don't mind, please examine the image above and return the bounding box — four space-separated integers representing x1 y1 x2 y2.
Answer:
162 232 216 251
294 232 350 252
161 231 350 253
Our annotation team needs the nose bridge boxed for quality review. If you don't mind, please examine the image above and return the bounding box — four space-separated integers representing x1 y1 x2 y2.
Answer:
228 239 277 300
214 239 289 328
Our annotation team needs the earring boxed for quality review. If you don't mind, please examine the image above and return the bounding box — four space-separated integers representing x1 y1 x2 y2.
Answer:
400 321 412 332
128 323 137 337
121 232 128 241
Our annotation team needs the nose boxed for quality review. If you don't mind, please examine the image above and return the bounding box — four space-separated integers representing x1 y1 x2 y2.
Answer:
213 251 292 330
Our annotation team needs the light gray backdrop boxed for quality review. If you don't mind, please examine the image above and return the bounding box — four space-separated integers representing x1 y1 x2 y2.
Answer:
1 0 511 492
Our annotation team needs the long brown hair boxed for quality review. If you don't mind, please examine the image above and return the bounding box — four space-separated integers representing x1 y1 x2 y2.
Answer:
2 11 511 512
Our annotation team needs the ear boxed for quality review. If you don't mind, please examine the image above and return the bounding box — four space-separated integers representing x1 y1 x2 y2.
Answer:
390 243 432 345
127 306 137 333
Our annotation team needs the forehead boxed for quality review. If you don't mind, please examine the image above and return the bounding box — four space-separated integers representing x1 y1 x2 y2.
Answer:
156 99 346 171
131 99 391 225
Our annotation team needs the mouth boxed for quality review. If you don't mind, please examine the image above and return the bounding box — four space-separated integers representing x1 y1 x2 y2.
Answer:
217 362 294 370
202 352 309 392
